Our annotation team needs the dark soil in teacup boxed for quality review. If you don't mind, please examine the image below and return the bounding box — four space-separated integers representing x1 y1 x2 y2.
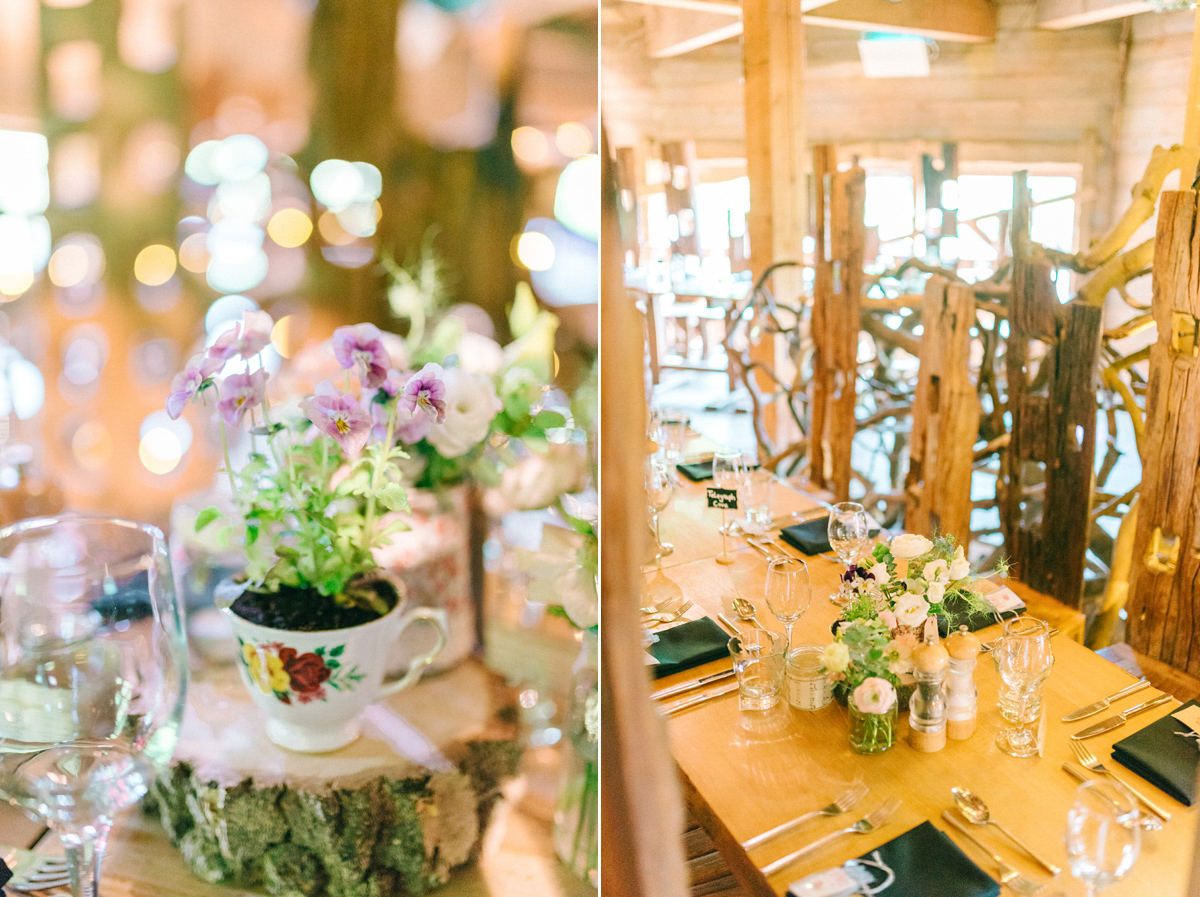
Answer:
230 577 399 631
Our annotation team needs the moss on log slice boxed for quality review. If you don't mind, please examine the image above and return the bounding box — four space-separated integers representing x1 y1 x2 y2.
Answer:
147 660 522 897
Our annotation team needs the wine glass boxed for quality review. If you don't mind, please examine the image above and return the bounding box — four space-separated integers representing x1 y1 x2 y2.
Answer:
0 517 188 897
1065 779 1141 895
712 447 746 533
646 458 674 559
993 616 1054 757
763 556 811 652
828 501 870 566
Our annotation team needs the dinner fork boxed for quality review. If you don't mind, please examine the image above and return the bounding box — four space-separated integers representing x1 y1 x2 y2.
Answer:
642 601 694 626
1 846 71 892
940 812 1042 896
760 799 900 877
1068 739 1173 822
742 781 869 849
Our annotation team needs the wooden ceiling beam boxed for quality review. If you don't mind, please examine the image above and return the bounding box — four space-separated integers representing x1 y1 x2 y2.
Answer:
645 6 743 56
804 0 996 42
1036 0 1154 30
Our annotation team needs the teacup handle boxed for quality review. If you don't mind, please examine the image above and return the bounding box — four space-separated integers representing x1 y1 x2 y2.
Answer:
381 607 449 696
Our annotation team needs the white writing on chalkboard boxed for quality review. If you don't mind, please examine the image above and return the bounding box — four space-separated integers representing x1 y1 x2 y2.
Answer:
707 487 738 510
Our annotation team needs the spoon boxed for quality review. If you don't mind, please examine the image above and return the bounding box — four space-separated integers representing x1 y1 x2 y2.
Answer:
951 788 1062 875
731 596 763 628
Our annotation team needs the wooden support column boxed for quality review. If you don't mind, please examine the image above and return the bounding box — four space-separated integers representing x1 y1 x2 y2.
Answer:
662 140 701 257
742 0 806 441
1002 172 1101 610
904 277 981 546
810 146 864 499
1126 189 1200 678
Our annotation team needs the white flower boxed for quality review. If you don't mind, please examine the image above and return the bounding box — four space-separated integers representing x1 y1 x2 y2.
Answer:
486 442 588 513
949 557 972 580
923 559 949 582
926 582 946 605
821 641 851 674
890 533 933 560
894 592 930 628
426 367 502 458
870 562 891 585
457 332 505 376
852 677 896 714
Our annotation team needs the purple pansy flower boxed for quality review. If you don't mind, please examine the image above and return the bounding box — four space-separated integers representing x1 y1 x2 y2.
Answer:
217 369 268 428
398 363 446 423
165 353 222 419
333 323 390 390
238 310 275 358
393 403 434 444
206 325 243 365
302 380 373 455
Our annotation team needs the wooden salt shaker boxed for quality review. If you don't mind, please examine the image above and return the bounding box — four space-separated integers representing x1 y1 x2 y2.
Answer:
945 625 981 740
908 639 949 752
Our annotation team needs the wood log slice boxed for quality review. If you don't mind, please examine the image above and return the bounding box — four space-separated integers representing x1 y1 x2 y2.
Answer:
147 660 522 897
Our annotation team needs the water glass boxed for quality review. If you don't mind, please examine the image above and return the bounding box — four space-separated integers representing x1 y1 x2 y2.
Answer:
712 447 747 534
1066 779 1141 895
993 616 1054 757
728 629 785 711
740 468 774 533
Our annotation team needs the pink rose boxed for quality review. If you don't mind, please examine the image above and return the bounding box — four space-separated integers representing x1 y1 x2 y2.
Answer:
852 677 896 715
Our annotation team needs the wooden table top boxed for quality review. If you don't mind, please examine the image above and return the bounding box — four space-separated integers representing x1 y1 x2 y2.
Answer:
645 474 1196 896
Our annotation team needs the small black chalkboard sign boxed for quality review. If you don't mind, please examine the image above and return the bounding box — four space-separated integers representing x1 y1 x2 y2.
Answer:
706 487 738 510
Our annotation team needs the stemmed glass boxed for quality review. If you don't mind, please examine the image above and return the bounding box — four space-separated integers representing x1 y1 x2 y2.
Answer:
712 447 746 534
993 616 1054 757
764 557 811 652
1065 779 1141 895
646 458 675 559
828 501 870 566
0 517 188 897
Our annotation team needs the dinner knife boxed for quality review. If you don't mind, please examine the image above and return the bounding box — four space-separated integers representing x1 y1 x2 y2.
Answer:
1062 678 1150 722
1070 692 1173 740
652 669 736 701
660 682 739 715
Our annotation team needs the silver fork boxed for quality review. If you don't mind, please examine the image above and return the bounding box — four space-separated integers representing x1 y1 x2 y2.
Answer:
760 799 900 877
642 600 694 626
1 846 71 892
1069 740 1173 822
742 781 869 849
940 811 1042 895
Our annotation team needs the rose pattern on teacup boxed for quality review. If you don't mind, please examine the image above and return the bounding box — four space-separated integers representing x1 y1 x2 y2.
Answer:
239 638 365 705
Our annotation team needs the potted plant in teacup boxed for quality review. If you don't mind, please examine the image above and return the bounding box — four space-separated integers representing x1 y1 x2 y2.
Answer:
166 310 449 753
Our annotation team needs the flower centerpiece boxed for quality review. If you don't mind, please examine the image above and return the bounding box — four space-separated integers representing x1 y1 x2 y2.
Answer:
834 532 1002 639
166 309 455 751
820 619 904 754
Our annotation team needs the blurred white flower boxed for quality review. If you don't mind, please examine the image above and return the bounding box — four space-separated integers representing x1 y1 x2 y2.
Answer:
427 367 502 458
457 332 505 376
894 592 930 627
821 641 851 673
891 533 933 560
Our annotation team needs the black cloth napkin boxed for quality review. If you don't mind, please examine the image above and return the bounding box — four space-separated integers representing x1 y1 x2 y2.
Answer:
787 821 1000 897
779 516 832 554
675 458 760 482
1111 699 1199 806
935 591 1024 637
649 617 730 679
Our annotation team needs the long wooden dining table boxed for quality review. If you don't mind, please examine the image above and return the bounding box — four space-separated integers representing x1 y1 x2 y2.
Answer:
644 472 1197 896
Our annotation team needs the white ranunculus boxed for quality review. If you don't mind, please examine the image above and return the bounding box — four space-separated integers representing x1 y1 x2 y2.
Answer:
870 562 891 585
894 592 930 628
923 559 949 582
949 557 972 580
457 332 505 376
890 533 933 560
821 641 851 674
926 581 946 606
426 367 502 458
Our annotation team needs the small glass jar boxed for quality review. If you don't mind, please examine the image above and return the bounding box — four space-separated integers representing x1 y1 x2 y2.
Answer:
787 646 833 710
848 700 897 754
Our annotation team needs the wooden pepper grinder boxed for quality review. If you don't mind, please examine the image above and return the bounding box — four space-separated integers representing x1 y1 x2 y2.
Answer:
945 625 981 740
908 638 950 752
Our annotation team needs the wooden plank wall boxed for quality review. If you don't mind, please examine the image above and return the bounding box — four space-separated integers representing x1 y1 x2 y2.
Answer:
602 1 1123 163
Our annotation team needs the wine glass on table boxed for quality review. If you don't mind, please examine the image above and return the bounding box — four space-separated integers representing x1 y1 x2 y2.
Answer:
0 517 188 897
764 556 811 653
1065 779 1141 895
712 447 746 534
827 502 870 606
993 616 1054 758
646 458 675 560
